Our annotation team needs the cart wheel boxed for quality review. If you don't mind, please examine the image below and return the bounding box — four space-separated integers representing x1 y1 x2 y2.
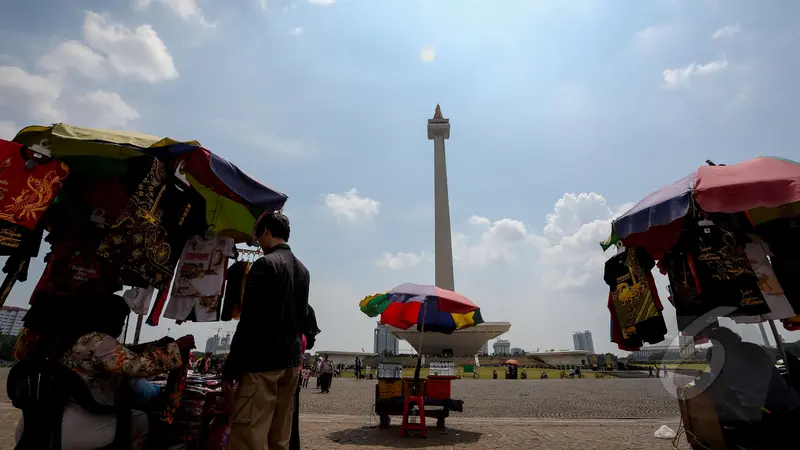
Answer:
436 417 445 429
379 415 391 428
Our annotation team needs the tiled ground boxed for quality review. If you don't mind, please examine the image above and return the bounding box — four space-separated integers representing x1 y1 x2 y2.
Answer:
1 369 691 449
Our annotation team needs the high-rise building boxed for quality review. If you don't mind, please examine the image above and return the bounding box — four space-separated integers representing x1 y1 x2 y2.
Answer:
0 306 27 336
374 323 399 355
678 335 695 359
493 339 511 356
572 330 595 354
205 334 231 355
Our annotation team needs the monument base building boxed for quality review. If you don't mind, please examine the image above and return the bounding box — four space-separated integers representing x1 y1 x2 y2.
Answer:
390 322 511 356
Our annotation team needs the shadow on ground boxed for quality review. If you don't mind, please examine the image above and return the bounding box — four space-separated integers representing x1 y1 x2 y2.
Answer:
328 426 482 447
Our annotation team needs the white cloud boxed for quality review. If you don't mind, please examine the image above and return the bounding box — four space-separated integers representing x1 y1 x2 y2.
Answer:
0 66 63 122
133 0 153 10
73 90 141 129
420 45 436 63
37 40 108 80
259 0 268 11
662 58 728 89
290 27 303 36
83 11 178 83
453 216 546 266
544 193 614 242
307 0 335 5
134 0 215 27
468 215 491 226
325 189 380 222
712 24 740 40
0 120 19 140
384 192 654 355
375 252 426 270
634 26 673 54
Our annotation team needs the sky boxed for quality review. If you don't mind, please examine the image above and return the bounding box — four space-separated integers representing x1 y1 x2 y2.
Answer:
2 0 800 355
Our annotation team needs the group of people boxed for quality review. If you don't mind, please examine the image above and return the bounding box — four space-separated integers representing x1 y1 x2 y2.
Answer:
647 364 669 378
12 211 317 450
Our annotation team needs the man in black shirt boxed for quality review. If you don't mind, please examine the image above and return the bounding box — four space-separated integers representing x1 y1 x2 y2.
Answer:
224 212 311 450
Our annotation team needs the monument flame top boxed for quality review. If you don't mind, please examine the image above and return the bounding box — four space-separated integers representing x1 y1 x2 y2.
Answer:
433 104 444 120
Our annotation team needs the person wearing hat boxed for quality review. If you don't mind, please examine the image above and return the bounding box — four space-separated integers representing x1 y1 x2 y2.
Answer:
223 212 311 450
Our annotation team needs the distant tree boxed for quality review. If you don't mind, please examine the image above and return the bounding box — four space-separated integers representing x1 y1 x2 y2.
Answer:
0 333 17 361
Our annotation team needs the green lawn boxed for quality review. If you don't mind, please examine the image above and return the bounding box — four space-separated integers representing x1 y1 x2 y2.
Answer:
338 367 612 379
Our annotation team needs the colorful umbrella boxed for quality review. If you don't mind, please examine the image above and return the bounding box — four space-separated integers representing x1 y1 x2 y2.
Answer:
11 123 287 243
503 359 521 366
359 283 483 334
601 157 800 256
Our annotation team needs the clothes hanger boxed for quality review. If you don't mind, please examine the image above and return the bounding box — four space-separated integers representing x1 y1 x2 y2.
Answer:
173 160 191 187
698 212 715 227
25 142 53 169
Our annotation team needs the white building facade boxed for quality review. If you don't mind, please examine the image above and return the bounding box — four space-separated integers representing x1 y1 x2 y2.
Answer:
374 323 399 355
493 339 511 356
0 306 27 336
205 334 231 355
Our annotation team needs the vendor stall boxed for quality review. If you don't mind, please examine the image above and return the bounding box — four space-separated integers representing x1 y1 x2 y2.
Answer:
2 123 286 450
600 157 800 450
359 283 479 435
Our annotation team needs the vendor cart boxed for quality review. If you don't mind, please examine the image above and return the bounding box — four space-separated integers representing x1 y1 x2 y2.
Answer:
374 376 463 429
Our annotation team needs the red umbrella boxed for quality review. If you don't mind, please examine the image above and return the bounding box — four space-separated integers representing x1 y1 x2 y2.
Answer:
694 157 800 213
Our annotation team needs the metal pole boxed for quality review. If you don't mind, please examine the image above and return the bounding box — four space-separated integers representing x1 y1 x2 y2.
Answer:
133 314 144 345
0 259 26 308
758 322 771 347
768 319 787 363
413 304 428 396
122 314 130 344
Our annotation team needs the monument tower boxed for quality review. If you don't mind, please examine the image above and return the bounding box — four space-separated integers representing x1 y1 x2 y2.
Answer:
427 104 455 291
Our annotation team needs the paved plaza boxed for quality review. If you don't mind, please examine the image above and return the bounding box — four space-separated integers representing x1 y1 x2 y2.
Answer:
0 369 691 449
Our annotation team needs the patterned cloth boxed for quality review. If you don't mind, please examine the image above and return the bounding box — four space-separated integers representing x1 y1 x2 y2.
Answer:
97 157 207 290
61 332 183 406
0 139 70 254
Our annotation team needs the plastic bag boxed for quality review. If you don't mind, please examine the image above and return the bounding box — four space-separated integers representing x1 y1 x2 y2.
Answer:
654 425 676 439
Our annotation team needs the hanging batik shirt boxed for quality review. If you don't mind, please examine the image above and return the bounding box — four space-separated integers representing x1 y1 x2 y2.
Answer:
743 235 796 320
31 241 122 301
604 247 667 345
97 157 207 290
755 217 800 312
684 223 770 317
662 249 707 331
164 235 235 322
0 139 69 254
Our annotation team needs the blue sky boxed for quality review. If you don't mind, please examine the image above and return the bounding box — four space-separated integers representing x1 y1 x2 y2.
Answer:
1 0 800 355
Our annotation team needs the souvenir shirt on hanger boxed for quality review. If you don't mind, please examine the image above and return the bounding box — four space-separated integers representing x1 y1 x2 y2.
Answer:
0 139 69 254
683 218 769 316
164 235 235 322
661 248 706 331
742 234 796 320
170 236 235 298
604 246 667 346
97 156 207 290
754 216 800 313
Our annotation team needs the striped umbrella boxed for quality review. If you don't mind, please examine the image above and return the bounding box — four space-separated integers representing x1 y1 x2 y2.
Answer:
359 283 483 334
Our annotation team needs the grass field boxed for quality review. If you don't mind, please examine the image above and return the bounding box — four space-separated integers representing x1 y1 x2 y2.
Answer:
337 367 611 379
